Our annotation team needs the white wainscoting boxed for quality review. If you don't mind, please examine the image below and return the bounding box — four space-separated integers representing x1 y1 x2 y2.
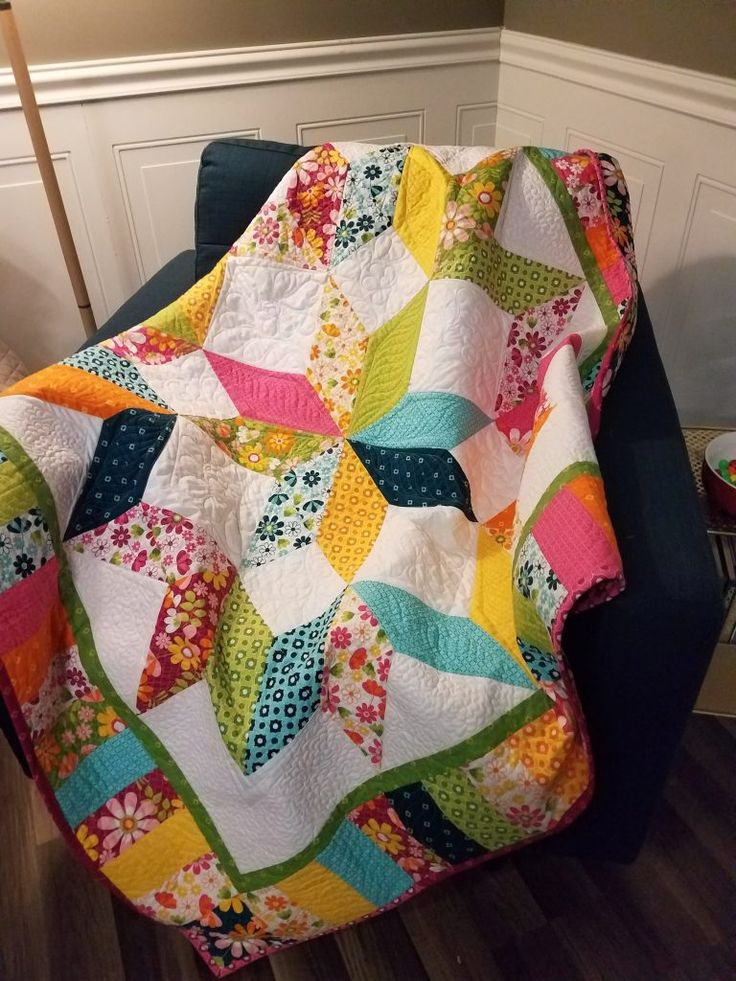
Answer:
113 130 261 282
498 30 736 426
0 29 499 369
1 26 735 427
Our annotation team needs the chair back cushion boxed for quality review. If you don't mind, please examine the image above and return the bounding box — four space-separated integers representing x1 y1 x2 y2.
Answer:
194 138 305 279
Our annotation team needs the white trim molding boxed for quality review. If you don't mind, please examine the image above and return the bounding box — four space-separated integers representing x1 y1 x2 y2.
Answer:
2 26 731 126
500 30 736 129
0 24 734 426
0 28 500 109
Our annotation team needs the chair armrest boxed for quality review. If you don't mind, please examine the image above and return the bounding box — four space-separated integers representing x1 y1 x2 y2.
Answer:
3 251 197 773
81 250 196 349
552 289 723 861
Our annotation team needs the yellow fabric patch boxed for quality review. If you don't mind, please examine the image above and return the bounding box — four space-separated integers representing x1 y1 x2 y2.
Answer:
102 808 210 900
317 442 387 581
145 256 226 346
394 146 449 276
180 256 227 344
505 706 572 783
277 860 375 925
0 459 36 526
2 366 174 420
471 528 536 683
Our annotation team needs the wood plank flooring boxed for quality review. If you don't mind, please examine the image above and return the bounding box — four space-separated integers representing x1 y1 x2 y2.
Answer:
1 714 734 981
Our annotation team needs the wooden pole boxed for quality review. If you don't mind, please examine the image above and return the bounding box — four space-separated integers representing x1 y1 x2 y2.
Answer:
0 0 97 338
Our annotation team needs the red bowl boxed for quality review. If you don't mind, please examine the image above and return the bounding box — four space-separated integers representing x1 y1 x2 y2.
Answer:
702 431 736 516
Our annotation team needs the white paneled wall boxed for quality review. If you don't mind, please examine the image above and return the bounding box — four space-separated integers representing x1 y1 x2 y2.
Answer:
113 130 261 281
0 30 499 369
498 31 736 425
0 27 735 426
297 111 425 146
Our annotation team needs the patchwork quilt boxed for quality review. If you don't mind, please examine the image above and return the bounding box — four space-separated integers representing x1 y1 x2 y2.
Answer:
0 143 637 974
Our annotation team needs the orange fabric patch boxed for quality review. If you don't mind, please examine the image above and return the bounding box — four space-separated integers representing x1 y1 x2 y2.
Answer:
2 366 174 419
483 500 516 553
585 224 620 272
567 473 618 552
2 599 69 704
504 706 573 786
546 735 591 819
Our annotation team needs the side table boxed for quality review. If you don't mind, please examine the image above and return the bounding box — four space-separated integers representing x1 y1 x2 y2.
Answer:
682 427 736 716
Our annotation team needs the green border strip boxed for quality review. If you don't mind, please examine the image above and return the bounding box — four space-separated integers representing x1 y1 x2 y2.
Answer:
0 426 244 887
0 426 553 892
525 148 620 378
239 687 550 890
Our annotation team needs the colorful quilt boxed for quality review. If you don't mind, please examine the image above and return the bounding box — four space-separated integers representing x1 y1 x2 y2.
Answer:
0 143 636 975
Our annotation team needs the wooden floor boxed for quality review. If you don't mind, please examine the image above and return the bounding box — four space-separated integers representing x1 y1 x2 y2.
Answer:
1 714 735 981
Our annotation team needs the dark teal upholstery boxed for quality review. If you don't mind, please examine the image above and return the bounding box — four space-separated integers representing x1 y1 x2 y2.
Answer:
2 138 719 864
84 250 196 348
194 138 305 280
554 291 722 860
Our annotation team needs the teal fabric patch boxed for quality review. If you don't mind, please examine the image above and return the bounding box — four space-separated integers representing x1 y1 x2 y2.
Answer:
245 445 342 568
514 531 568 633
62 348 170 409
0 508 53 590
351 392 491 451
244 595 342 772
55 728 155 827
518 641 562 684
331 145 407 266
318 819 413 906
537 147 566 159
353 581 534 689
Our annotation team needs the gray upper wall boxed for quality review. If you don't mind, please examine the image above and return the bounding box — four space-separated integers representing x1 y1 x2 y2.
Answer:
0 0 503 65
504 0 736 79
2 0 734 79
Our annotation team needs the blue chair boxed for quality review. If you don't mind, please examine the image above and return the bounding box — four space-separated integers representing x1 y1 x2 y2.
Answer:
2 139 722 863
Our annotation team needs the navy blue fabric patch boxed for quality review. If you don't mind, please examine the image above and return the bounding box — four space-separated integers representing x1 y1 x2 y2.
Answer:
64 409 176 539
349 441 475 519
181 903 264 967
385 781 488 865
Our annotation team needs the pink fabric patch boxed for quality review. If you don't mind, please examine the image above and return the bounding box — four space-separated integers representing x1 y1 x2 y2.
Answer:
205 352 341 436
532 487 620 593
601 261 630 307
495 392 538 440
0 556 59 655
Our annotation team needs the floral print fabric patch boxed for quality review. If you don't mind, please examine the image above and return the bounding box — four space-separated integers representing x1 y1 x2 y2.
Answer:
0 141 635 977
